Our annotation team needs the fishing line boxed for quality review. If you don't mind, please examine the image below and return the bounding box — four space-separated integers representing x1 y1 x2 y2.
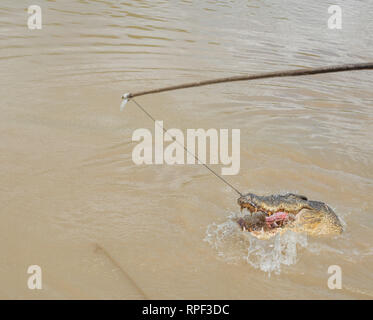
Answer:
131 98 243 196
121 62 373 197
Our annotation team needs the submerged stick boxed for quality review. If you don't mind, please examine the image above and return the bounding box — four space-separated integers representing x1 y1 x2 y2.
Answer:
94 244 148 299
121 62 373 108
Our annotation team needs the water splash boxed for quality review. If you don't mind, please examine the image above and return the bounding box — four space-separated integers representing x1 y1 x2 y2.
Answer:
204 213 308 274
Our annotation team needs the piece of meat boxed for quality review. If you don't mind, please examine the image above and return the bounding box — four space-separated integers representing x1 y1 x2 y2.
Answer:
265 211 289 228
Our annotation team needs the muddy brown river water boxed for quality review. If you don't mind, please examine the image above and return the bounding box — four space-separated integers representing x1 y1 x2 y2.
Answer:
1 0 372 299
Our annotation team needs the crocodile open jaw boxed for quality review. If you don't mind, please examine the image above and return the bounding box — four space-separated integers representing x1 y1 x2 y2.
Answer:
236 192 343 235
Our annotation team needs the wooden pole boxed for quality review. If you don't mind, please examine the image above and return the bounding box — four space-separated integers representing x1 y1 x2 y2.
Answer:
122 62 373 100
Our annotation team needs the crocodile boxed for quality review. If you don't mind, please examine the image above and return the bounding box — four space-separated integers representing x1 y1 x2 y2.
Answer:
235 193 343 237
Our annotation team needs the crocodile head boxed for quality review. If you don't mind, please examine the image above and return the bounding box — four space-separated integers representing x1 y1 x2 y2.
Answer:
236 193 343 236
